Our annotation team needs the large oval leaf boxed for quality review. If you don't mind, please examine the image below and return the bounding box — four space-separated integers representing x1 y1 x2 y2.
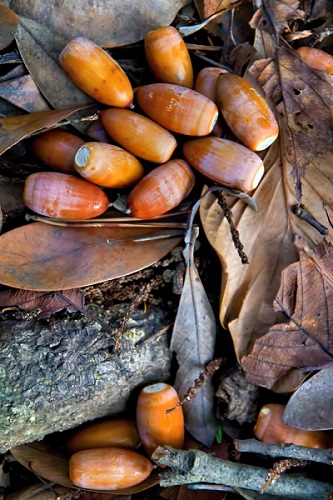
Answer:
0 3 18 50
11 0 190 47
0 222 182 290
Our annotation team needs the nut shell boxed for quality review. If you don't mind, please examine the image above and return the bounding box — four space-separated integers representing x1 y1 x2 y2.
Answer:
69 447 153 490
136 83 218 136
145 26 193 88
23 172 109 219
126 159 195 219
67 419 141 455
100 108 177 163
217 73 279 151
183 137 264 191
136 382 184 457
296 46 333 74
59 37 133 107
74 142 144 188
30 129 84 174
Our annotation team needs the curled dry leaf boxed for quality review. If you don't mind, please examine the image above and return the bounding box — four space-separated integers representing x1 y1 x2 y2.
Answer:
11 0 190 48
0 3 19 50
241 238 333 388
283 367 333 431
0 223 183 291
249 0 305 35
200 46 333 392
0 75 50 113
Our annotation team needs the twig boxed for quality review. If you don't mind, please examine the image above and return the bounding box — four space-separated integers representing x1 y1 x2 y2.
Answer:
234 438 333 466
261 459 308 493
152 446 332 499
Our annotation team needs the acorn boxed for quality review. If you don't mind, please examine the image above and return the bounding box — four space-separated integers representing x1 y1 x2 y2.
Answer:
30 129 84 174
126 159 195 219
296 46 333 74
135 83 218 136
136 383 184 457
216 73 279 151
59 37 133 107
254 404 333 449
194 67 228 137
74 142 144 188
67 419 141 455
183 137 264 191
86 117 111 143
69 447 153 490
144 26 193 88
23 172 109 219
100 108 177 163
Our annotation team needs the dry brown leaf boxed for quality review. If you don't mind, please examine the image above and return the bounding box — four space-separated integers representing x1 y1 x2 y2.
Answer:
200 46 333 392
0 75 50 112
0 106 88 155
11 440 159 494
241 238 333 388
0 3 18 50
194 0 243 20
0 288 84 319
249 0 305 35
0 176 24 213
284 367 333 430
0 223 183 291
10 0 190 48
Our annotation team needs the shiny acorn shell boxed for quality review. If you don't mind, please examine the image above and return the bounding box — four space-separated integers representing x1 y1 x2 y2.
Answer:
145 26 193 88
135 83 218 136
59 37 133 107
69 447 154 490
254 404 333 449
136 382 184 457
23 172 109 219
100 109 177 163
74 142 144 188
126 159 195 219
217 73 279 151
30 129 84 174
296 46 333 74
67 419 141 455
183 137 264 192
194 67 229 103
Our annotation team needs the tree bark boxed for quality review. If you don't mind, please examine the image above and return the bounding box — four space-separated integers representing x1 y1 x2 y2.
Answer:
0 305 173 452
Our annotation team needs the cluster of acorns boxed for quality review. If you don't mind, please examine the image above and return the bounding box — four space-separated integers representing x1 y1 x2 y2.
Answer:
23 26 282 221
67 382 184 490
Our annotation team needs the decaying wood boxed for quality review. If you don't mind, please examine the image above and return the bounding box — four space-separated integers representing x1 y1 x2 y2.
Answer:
152 446 333 499
0 305 173 452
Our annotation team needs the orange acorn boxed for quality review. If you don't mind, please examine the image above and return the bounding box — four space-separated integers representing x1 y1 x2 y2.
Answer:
254 404 333 449
126 159 195 219
74 142 144 188
69 447 153 490
145 26 193 88
296 46 333 74
183 137 264 191
23 172 109 219
136 382 184 457
136 83 218 136
67 419 141 455
100 108 177 163
59 37 133 107
30 129 84 174
217 73 279 151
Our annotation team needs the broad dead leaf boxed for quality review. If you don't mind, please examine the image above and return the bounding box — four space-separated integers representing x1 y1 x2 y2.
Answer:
200 47 333 392
0 106 89 155
0 223 183 291
170 227 217 447
0 75 50 112
10 0 190 48
249 0 305 35
0 288 84 319
242 238 333 388
283 367 333 430
194 0 243 19
11 440 159 494
0 3 18 50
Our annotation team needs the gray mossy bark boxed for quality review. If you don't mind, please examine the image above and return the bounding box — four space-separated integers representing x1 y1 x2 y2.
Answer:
0 305 172 452
152 446 333 499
